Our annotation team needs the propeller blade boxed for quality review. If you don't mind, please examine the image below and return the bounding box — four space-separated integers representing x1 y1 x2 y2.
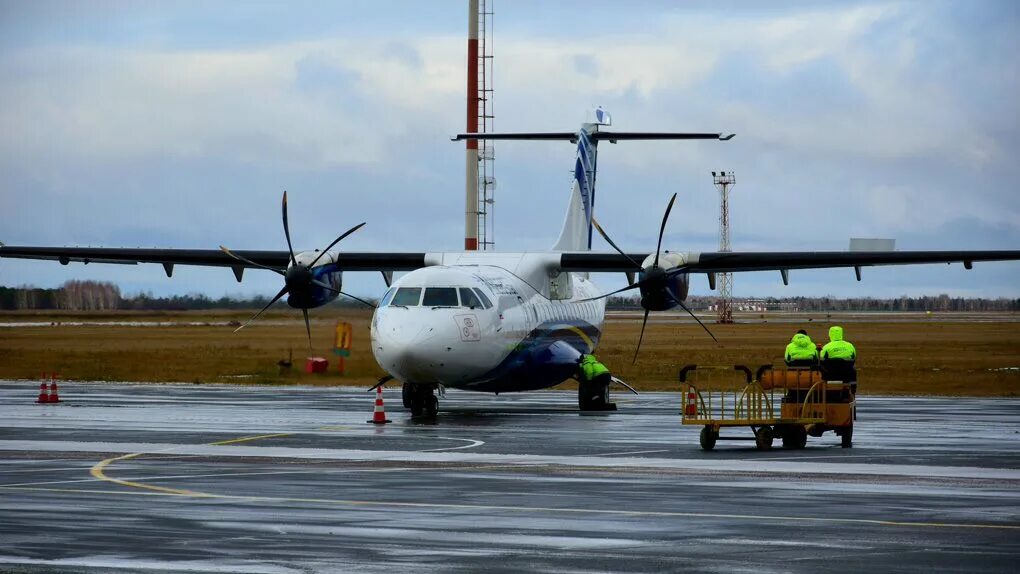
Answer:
219 246 285 276
368 375 394 392
632 308 651 365
302 308 312 349
577 281 643 303
310 280 377 308
282 191 297 266
234 285 289 333
653 193 678 269
667 291 718 343
309 222 367 268
591 218 642 270
340 291 377 309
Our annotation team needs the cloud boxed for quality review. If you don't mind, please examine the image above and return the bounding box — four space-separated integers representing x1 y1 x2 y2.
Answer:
0 1 1017 299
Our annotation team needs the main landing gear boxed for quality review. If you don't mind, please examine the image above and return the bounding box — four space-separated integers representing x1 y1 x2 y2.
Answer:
402 382 438 418
578 379 617 412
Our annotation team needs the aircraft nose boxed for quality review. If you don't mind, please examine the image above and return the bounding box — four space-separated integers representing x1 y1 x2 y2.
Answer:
373 315 454 383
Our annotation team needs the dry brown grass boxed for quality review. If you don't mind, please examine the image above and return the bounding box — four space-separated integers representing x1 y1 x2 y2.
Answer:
1 309 1017 396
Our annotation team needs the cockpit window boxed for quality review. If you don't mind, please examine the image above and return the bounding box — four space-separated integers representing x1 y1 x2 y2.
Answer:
459 288 483 309
423 287 459 307
390 287 422 306
472 288 493 309
379 287 396 307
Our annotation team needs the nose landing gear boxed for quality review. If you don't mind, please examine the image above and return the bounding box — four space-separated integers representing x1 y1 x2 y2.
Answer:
403 382 439 418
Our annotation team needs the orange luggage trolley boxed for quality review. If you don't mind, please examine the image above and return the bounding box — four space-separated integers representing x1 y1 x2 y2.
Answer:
680 364 856 450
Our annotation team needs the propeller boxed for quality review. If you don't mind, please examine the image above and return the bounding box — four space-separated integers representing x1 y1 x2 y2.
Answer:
219 191 369 348
587 193 718 363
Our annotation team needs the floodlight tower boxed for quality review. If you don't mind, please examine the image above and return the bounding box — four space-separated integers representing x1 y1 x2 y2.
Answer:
712 170 736 324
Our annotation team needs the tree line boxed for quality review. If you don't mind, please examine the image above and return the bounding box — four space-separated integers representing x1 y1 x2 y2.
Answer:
608 294 1019 312
1 281 1016 312
0 281 349 310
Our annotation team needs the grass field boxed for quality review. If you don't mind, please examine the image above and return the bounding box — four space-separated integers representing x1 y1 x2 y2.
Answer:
1 309 1017 396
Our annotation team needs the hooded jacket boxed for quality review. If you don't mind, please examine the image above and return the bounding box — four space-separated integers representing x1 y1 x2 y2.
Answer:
784 333 819 363
821 326 857 361
579 354 610 382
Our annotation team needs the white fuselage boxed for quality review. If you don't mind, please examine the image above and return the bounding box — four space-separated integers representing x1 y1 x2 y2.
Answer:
370 253 605 393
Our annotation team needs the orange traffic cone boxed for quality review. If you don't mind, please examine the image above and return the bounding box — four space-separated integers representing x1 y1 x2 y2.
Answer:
684 386 697 417
37 382 49 404
48 381 60 404
367 386 391 424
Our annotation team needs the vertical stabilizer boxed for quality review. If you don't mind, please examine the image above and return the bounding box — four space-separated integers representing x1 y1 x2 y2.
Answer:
552 129 597 252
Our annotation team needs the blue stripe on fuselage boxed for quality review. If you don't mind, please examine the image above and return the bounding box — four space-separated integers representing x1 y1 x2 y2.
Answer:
458 319 602 393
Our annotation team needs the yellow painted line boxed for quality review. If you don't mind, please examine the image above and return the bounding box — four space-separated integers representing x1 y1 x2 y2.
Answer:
79 431 1020 532
3 483 1018 531
316 425 353 431
90 453 208 497
89 432 294 497
209 433 292 446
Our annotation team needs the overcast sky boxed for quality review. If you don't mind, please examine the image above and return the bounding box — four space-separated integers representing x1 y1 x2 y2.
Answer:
1 0 1018 300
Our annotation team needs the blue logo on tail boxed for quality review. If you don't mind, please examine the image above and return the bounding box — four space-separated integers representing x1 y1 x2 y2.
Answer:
574 130 595 231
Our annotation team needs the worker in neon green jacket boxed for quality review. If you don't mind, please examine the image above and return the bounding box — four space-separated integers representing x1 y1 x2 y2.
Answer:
821 325 857 389
784 329 819 366
577 354 615 411
821 326 856 361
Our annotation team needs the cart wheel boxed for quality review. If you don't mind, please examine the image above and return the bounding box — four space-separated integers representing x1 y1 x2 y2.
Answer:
782 426 808 449
841 425 853 448
755 426 774 451
699 426 717 451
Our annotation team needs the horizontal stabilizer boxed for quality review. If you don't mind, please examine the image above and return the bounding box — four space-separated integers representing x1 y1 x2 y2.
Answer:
453 132 734 142
452 132 577 141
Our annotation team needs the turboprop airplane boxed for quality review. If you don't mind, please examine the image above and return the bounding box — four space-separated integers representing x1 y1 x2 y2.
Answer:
3 110 1019 417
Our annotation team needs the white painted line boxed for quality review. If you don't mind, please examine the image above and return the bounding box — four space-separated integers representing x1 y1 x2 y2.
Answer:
2 440 1017 481
419 437 485 452
598 449 670 457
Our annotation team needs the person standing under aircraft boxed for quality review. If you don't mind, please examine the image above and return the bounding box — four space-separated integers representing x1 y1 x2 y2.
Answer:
821 325 857 390
784 329 819 367
577 354 615 411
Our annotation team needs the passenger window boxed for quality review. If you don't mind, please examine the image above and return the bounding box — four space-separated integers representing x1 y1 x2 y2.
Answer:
379 288 396 307
423 287 459 307
459 288 483 309
391 287 422 306
472 288 493 309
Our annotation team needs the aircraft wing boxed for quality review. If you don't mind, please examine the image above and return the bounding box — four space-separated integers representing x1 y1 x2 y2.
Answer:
559 250 1020 273
0 245 426 272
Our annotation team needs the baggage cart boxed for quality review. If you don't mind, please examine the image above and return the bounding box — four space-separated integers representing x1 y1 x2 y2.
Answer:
679 364 856 450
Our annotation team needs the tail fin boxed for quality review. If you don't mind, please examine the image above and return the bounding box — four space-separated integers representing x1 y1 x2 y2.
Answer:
552 129 596 252
451 109 734 253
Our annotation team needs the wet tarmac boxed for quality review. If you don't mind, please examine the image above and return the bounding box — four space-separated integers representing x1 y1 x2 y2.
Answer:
1 382 1018 573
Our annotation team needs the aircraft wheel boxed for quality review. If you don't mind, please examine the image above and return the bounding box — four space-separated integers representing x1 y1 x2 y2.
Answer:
755 426 774 451
402 383 415 409
409 396 424 417
699 426 717 451
424 395 439 418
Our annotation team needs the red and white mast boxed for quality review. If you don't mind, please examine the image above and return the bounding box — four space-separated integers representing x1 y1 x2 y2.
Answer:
466 0 495 250
464 0 480 251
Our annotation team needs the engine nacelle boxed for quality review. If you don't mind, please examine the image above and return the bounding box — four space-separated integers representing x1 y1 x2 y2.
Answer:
286 250 343 309
637 251 690 312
